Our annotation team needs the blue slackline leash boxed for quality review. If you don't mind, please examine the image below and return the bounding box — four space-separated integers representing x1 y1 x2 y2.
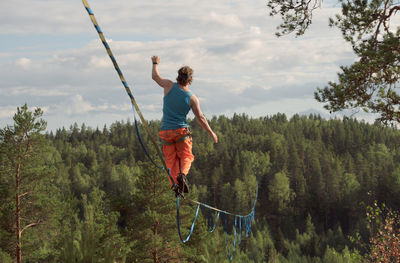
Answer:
177 187 258 260
209 210 221 233
176 196 201 243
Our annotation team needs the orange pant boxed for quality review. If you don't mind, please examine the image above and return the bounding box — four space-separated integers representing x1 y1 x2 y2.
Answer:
158 128 195 187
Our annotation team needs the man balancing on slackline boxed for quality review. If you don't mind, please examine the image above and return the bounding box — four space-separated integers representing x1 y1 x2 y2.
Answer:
151 56 218 197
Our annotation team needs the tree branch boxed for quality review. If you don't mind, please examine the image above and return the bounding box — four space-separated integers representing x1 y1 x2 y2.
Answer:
18 191 32 199
385 5 400 19
21 220 42 234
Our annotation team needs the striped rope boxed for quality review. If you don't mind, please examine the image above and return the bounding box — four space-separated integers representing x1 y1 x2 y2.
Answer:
82 0 168 172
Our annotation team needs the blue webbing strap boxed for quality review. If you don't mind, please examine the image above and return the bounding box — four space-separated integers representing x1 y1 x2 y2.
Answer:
233 216 238 249
132 108 164 169
208 210 221 233
238 216 242 244
224 214 234 261
177 196 200 243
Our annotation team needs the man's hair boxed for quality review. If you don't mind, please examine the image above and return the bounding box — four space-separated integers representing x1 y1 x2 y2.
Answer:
176 66 194 86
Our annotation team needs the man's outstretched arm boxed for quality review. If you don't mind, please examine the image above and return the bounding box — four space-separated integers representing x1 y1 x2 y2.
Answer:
190 95 218 143
151 56 174 90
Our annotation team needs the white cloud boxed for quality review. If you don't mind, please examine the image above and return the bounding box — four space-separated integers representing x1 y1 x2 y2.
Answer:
109 103 132 112
9 86 69 97
15 57 32 69
54 94 95 116
0 106 17 119
250 26 261 35
0 0 89 34
206 11 243 28
89 55 112 68
48 94 135 117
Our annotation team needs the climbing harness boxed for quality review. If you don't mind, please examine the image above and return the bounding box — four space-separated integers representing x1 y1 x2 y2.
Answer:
161 134 191 145
160 130 191 146
81 1 258 260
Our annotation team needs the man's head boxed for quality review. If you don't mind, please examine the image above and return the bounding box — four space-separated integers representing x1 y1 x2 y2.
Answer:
176 66 194 86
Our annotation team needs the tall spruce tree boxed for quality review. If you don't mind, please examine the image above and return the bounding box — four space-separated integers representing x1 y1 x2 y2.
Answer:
0 104 50 262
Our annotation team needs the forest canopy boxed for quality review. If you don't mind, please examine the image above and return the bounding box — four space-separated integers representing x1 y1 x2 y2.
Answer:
1 106 400 262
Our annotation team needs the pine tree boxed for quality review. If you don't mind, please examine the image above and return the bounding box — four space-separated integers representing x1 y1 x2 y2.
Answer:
128 162 206 262
266 0 400 124
129 163 183 262
0 104 49 262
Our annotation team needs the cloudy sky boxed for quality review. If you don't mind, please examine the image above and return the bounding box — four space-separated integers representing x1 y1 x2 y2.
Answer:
1 0 361 131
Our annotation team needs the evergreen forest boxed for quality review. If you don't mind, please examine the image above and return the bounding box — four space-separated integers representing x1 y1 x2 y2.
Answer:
1 105 400 262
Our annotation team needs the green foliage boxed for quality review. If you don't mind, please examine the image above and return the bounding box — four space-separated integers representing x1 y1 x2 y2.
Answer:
246 226 277 262
128 163 178 262
268 171 295 213
0 249 12 263
127 162 206 262
199 232 231 263
61 192 130 263
3 109 400 261
322 246 362 263
315 32 400 124
266 0 400 124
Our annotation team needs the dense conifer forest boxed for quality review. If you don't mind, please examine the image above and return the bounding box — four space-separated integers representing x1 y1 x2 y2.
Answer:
1 107 400 262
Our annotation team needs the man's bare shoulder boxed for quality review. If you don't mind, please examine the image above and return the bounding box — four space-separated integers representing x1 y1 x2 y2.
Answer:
190 94 199 105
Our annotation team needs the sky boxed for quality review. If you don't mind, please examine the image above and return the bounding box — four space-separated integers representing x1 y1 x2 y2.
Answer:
0 0 366 131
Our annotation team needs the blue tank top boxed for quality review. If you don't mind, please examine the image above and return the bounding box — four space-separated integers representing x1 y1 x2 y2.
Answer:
160 83 193 130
